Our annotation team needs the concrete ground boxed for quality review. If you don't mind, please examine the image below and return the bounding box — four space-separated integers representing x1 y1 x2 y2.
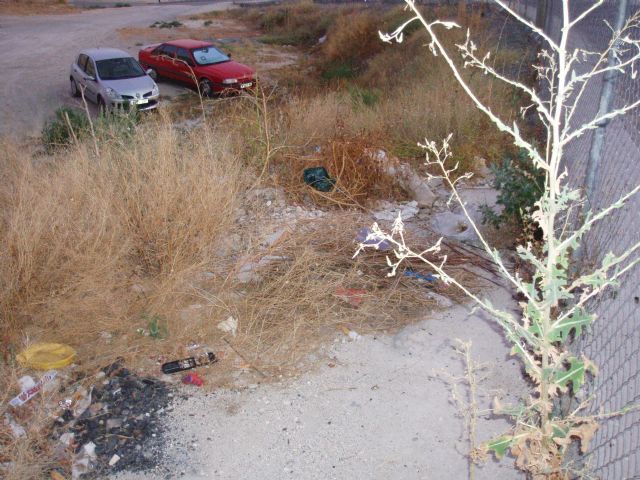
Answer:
116 285 526 480
0 1 229 138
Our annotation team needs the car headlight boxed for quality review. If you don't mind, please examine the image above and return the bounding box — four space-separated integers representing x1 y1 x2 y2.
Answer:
222 78 238 85
105 87 121 100
152 84 159 96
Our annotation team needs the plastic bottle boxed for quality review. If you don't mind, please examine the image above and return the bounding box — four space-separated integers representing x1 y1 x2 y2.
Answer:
161 352 217 374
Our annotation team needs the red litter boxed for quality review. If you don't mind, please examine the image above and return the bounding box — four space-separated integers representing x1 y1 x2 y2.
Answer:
335 288 367 308
182 373 203 387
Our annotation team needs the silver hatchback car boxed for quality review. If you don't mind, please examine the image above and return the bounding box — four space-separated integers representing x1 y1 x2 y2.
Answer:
70 48 160 112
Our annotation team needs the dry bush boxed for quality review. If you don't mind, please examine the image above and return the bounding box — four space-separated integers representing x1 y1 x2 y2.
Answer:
322 10 383 67
0 121 243 351
281 92 344 146
277 133 407 207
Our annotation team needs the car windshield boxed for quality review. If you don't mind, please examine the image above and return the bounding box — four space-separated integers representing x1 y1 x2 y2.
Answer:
96 57 145 80
192 46 229 66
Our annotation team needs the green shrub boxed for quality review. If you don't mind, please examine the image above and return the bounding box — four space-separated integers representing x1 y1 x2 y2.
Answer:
480 149 545 229
42 107 140 152
321 62 357 81
348 85 380 108
42 107 90 152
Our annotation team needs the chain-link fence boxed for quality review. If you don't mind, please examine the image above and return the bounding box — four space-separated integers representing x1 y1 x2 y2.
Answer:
512 1 640 478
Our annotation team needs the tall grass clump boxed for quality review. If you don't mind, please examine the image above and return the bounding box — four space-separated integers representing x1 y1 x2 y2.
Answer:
231 0 349 47
0 120 242 349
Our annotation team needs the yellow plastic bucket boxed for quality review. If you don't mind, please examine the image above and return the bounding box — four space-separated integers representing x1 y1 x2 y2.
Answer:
17 343 76 370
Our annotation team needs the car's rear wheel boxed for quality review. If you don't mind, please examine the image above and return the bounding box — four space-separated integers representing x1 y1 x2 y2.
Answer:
198 78 212 98
70 78 80 98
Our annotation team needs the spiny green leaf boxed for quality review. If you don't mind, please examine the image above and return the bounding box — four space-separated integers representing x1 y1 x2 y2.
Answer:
551 423 569 440
486 436 514 459
516 246 545 271
548 308 594 342
553 358 590 393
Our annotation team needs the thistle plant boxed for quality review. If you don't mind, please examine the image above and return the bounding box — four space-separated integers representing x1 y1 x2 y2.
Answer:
355 1 640 476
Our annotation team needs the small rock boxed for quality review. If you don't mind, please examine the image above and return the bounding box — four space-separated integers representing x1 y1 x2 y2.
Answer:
348 330 362 341
108 454 121 466
217 316 238 337
426 291 454 308
106 418 123 430
472 156 492 178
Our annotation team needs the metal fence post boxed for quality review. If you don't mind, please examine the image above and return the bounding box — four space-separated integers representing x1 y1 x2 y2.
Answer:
583 0 629 208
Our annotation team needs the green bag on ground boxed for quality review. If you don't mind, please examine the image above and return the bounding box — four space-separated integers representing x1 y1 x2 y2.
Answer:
303 167 335 192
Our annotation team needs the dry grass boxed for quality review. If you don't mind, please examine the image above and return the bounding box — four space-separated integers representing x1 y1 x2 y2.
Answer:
229 0 352 47
0 0 75 15
0 118 243 353
322 10 384 66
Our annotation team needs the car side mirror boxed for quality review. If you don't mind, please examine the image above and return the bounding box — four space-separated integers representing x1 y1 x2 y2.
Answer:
227 53 232 58
146 68 157 80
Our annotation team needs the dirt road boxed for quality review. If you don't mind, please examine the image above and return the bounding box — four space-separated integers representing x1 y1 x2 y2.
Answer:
0 1 229 138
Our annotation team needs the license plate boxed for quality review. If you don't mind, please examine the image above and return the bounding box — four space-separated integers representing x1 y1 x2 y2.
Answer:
240 82 252 89
137 98 149 105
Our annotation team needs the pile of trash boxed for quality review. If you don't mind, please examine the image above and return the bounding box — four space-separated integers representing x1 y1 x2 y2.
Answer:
51 359 173 477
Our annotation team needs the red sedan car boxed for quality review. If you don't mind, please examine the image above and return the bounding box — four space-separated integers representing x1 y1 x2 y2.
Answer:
138 39 256 96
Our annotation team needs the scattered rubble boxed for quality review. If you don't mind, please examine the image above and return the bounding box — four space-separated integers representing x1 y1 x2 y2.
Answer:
236 254 288 283
248 187 287 208
373 200 420 222
270 205 325 221
72 441 96 479
4 413 26 438
368 149 436 207
471 155 492 179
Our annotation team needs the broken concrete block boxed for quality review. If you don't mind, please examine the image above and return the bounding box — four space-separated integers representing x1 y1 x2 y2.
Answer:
367 149 436 207
430 211 476 241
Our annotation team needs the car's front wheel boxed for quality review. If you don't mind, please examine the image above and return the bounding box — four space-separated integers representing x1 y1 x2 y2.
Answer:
70 78 80 98
198 78 212 98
